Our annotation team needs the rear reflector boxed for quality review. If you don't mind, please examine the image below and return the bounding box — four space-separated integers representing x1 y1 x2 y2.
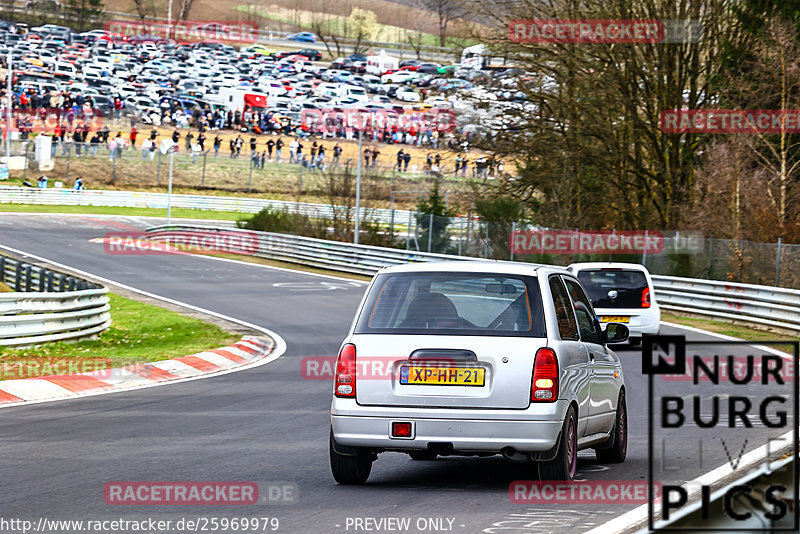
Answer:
391 422 412 438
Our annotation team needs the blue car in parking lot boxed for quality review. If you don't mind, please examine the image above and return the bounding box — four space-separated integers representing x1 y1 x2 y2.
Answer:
286 32 317 43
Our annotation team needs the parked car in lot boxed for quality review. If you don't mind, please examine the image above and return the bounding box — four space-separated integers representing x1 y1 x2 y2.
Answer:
395 86 420 102
330 262 629 484
381 70 419 84
567 262 660 345
294 48 321 61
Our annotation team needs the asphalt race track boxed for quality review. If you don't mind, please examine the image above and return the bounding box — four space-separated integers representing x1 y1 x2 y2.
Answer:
0 213 792 534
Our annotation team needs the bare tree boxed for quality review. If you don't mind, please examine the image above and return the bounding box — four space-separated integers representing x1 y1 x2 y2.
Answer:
132 0 157 21
415 0 468 47
177 0 195 21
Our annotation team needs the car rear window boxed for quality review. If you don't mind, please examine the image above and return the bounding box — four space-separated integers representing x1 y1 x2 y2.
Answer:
355 272 545 337
576 269 649 309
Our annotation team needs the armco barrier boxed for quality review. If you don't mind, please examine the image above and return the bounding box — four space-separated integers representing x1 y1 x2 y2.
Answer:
0 186 413 226
0 255 110 347
144 225 800 334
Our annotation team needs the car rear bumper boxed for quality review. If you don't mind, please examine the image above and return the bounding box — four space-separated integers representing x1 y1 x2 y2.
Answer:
331 399 569 452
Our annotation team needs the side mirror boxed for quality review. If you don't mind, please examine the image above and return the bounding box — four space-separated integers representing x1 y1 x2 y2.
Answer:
604 323 629 344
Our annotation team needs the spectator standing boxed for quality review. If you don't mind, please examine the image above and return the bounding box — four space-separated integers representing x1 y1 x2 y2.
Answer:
198 133 206 151
250 136 257 154
259 150 266 169
235 135 243 157
403 151 411 172
332 143 341 165
363 147 371 168
289 138 299 163
89 133 100 157
317 145 326 170
141 138 151 160
213 135 221 156
371 148 379 168
191 141 201 164
275 137 284 163
129 126 137 149
229 138 235 158
172 129 180 144
148 137 157 160
395 149 404 171
108 137 117 161
266 138 275 161
185 131 194 152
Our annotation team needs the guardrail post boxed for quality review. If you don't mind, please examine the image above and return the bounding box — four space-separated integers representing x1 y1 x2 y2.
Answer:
428 213 433 252
510 221 516 261
24 265 32 292
59 274 66 292
68 277 76 291
776 237 783 287
65 144 71 182
248 156 253 193
406 209 412 250
458 217 463 256
14 262 21 291
707 234 713 278
0 256 4 284
47 271 54 292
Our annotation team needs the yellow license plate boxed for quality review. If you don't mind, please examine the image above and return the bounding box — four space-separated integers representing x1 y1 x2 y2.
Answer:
600 316 629 323
400 366 485 386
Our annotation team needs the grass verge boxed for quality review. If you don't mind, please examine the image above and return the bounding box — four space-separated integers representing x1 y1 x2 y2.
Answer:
662 312 799 353
1 293 241 376
0 203 249 221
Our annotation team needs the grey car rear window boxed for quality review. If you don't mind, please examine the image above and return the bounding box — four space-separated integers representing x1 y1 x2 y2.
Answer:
355 272 546 337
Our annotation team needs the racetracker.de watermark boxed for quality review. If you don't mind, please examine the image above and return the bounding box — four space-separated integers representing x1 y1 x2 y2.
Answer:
0 357 112 380
660 109 800 133
509 230 664 255
103 481 298 505
0 108 103 134
99 231 260 256
509 480 661 504
509 19 703 44
299 108 457 135
104 20 259 45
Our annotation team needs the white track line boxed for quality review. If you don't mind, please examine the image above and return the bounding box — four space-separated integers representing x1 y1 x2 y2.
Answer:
0 243 287 409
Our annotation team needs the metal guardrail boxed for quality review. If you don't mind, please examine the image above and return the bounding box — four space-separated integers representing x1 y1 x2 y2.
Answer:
144 225 800 334
0 185 417 225
146 224 476 276
652 275 800 332
0 255 110 347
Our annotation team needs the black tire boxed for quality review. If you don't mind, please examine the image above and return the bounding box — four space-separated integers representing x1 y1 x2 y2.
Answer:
329 431 373 485
629 337 642 346
539 405 578 481
409 450 438 461
596 390 627 464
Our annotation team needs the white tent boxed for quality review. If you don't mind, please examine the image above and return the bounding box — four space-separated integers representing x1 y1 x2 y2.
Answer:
366 50 398 76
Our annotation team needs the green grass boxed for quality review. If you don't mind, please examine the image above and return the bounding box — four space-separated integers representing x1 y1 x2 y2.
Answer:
0 203 250 221
1 293 241 374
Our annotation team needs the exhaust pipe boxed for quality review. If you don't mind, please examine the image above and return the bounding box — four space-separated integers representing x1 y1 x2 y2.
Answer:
501 447 529 462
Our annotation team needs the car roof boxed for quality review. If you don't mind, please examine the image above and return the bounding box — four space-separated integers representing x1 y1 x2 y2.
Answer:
567 262 651 274
378 260 566 277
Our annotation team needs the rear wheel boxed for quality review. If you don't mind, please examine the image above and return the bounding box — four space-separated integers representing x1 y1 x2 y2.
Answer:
596 390 627 463
409 450 438 461
329 430 373 485
539 405 578 481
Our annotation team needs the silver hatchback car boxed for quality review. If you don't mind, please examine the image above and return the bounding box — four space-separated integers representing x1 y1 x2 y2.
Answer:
330 262 629 484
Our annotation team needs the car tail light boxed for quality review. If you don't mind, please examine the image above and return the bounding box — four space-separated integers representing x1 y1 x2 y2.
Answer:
531 348 559 402
334 343 356 398
641 287 651 308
